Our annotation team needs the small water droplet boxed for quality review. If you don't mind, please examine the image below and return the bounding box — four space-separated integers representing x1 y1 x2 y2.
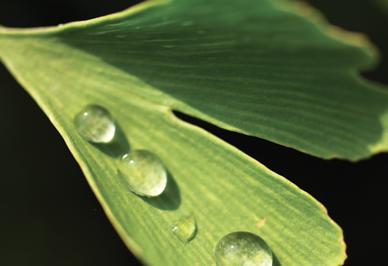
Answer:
171 215 197 243
118 150 167 197
215 232 273 266
74 104 116 144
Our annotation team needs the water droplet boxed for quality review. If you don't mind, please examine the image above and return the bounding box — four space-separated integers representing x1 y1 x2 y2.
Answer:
74 104 116 144
215 232 273 266
118 150 167 197
171 215 197 243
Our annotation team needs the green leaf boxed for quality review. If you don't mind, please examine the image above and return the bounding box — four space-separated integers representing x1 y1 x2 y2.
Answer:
3 0 388 161
3 0 388 265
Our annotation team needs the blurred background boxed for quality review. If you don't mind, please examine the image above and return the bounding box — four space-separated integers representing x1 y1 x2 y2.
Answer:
0 1 387 265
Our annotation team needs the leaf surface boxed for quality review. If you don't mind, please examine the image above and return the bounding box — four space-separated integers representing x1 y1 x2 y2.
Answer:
3 0 386 160
2 0 387 265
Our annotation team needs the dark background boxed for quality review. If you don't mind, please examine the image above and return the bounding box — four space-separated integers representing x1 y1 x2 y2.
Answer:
0 1 387 265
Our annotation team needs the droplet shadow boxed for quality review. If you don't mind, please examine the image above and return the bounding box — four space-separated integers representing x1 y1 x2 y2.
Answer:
143 170 181 211
91 123 130 158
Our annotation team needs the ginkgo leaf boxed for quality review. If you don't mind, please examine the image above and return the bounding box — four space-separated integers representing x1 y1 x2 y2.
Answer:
2 0 387 265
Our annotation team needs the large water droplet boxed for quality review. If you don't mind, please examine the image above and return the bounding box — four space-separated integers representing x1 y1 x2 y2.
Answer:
74 104 116 144
215 232 273 266
171 215 197 243
118 150 167 197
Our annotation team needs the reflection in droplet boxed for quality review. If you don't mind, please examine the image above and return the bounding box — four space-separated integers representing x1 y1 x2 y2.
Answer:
118 150 167 197
74 104 116 144
215 232 273 266
171 215 197 243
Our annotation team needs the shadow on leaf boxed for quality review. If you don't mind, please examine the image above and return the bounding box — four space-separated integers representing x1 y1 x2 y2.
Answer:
92 123 130 158
143 170 181 211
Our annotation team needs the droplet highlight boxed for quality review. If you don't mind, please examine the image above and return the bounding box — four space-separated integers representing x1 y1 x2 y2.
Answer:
171 215 197 243
215 232 273 266
74 104 116 144
118 150 167 197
